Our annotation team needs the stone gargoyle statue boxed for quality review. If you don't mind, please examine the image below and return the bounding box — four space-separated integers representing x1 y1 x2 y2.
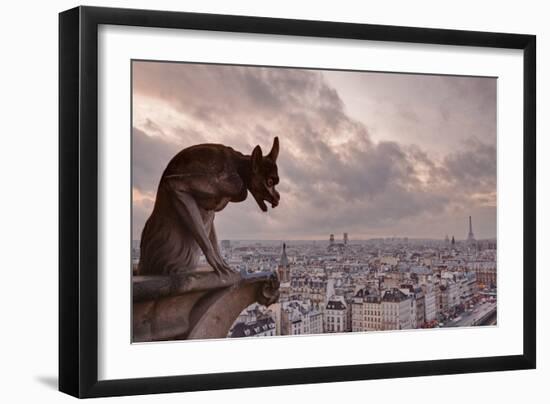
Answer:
133 138 281 341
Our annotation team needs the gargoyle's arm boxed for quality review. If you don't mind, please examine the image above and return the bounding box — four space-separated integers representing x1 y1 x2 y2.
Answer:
164 179 232 275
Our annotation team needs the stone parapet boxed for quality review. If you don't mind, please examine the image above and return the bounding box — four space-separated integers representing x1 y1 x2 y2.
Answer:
133 268 280 341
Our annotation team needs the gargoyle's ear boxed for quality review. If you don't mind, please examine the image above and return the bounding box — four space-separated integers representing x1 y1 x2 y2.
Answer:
267 137 279 162
252 145 263 172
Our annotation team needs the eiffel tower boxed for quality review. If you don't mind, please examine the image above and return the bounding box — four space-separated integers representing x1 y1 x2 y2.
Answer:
467 216 476 244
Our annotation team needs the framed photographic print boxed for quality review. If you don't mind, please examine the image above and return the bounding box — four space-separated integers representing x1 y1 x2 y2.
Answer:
59 6 536 398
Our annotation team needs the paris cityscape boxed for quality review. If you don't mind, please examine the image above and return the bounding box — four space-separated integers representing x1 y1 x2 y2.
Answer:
132 215 497 339
131 62 497 341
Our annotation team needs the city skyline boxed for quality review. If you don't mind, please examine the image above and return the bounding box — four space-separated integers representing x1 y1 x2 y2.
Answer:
131 216 492 244
132 61 497 241
133 230 498 340
225 231 497 338
132 216 490 242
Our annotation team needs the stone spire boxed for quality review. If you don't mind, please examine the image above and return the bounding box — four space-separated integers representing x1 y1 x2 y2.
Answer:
280 242 289 268
277 243 290 283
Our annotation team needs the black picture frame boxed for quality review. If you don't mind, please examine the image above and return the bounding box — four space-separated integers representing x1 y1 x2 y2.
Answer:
59 5 536 398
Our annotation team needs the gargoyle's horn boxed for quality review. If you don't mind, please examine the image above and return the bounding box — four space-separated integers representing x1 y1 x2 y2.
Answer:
268 137 279 162
251 145 263 172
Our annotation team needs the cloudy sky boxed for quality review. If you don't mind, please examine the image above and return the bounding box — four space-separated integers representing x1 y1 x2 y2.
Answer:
132 61 496 241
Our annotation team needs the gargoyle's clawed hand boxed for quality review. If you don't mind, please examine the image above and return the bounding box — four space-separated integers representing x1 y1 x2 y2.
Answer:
216 260 235 277
205 252 235 277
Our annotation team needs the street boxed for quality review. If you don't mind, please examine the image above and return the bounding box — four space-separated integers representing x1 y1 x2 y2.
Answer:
443 301 497 327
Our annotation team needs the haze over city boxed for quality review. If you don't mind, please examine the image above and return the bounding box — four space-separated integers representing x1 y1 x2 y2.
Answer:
132 61 497 241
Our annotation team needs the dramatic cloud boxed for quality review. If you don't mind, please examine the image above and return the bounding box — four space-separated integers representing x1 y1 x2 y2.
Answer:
131 61 497 241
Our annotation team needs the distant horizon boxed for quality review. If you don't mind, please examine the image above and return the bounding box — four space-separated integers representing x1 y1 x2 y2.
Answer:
132 235 497 243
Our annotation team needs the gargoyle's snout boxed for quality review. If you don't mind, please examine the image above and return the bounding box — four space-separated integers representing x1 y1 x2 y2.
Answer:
253 187 280 212
269 188 280 208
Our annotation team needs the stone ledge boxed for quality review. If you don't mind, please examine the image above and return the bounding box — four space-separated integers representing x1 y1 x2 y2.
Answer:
132 268 280 341
133 267 241 302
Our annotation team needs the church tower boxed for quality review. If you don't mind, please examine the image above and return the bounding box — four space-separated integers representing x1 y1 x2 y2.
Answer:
277 243 291 283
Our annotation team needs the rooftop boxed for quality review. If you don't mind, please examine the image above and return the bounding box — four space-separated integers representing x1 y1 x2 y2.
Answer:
326 296 347 310
229 317 276 338
382 288 409 303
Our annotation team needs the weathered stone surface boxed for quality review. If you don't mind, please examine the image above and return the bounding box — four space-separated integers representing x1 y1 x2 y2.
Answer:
132 269 280 342
133 139 282 341
132 137 280 342
138 138 280 277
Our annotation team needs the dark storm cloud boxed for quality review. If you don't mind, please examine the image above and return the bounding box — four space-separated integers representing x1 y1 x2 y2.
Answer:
443 138 497 189
132 127 179 193
132 62 497 240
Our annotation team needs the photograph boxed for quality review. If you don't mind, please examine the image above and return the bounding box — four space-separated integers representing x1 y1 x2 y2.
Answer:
131 60 497 342
0 1 542 401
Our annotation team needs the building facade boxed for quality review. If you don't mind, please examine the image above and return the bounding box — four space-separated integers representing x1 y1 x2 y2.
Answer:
325 296 348 333
280 300 323 336
351 288 382 332
381 288 412 330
